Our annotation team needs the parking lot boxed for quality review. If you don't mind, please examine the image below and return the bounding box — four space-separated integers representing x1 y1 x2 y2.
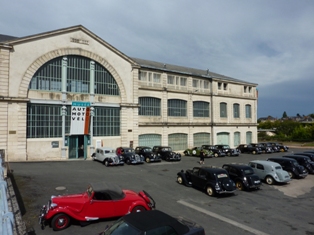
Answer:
8 147 314 235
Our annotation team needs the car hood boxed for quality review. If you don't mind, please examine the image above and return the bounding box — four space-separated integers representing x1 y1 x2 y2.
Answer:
51 193 88 211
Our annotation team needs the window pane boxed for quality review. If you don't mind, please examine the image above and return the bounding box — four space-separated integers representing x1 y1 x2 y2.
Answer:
193 101 210 117
139 97 161 116
220 103 227 117
168 99 187 117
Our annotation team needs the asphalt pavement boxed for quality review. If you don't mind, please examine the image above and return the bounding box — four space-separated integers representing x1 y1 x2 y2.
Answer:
6 147 314 235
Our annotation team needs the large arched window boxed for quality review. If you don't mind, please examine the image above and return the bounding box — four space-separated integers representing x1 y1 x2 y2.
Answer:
29 55 119 96
193 101 210 117
168 99 187 117
139 97 161 116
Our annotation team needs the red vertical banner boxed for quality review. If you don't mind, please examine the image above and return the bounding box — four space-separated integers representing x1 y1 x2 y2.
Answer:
84 107 91 135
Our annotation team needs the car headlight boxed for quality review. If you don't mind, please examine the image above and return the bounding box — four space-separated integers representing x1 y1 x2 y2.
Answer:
215 183 221 190
243 177 247 181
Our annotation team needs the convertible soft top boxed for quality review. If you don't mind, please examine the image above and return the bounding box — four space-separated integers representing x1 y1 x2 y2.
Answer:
89 182 125 200
122 210 190 234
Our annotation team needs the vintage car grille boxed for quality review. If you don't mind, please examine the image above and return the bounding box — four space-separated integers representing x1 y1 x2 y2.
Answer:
113 156 119 163
135 155 141 161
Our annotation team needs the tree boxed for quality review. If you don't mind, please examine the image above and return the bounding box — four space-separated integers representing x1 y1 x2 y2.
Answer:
282 111 288 118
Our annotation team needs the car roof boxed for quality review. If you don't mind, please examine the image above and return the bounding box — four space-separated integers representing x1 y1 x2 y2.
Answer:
249 160 280 166
223 163 252 170
268 157 296 162
122 210 190 234
89 182 124 200
199 167 227 174
96 147 114 151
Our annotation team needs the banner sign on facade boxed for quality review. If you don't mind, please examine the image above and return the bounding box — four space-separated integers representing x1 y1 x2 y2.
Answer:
70 101 91 135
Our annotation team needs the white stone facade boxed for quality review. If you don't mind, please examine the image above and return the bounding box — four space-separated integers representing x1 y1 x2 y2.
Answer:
0 25 258 161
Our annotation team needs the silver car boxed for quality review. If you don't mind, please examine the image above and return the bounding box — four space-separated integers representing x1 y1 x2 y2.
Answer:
92 147 124 166
248 160 291 185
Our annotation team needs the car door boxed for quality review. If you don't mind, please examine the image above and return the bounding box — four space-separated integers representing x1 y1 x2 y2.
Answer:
84 192 116 218
192 168 208 188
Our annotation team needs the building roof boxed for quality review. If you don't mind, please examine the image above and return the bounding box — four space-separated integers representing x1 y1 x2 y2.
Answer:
132 57 256 85
1 25 257 86
0 34 18 42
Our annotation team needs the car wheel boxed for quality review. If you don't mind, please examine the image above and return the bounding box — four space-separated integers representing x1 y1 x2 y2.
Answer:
51 213 70 231
265 176 274 185
206 186 214 196
214 153 219 158
104 160 109 167
252 150 256 154
236 181 244 190
287 171 294 179
177 176 183 184
131 206 146 213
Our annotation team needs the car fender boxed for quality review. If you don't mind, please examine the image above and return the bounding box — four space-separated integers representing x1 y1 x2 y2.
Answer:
177 171 191 186
128 201 151 213
45 207 86 222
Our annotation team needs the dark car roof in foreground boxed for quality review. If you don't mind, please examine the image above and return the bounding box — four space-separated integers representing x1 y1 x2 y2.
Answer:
196 166 227 173
122 210 190 234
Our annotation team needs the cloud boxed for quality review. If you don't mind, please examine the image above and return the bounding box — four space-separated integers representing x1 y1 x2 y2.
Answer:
1 0 314 118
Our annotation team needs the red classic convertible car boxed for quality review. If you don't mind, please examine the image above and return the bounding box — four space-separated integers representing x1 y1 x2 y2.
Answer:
39 182 155 231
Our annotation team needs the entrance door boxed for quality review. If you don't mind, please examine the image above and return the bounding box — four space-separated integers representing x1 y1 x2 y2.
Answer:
68 135 87 159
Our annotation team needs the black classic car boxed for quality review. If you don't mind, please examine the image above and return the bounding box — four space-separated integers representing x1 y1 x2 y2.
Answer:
152 146 181 161
222 163 261 191
236 144 262 154
251 143 273 153
283 155 314 174
294 152 314 161
268 142 289 152
116 147 145 165
267 157 308 179
201 145 226 158
215 144 240 156
134 146 161 163
100 210 205 235
177 166 236 196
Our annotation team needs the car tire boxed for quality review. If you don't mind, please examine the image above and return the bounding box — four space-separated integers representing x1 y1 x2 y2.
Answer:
104 160 109 167
265 176 274 185
287 171 294 179
214 153 219 158
206 186 214 196
145 157 150 163
177 176 183 184
51 213 70 231
236 181 244 190
131 206 146 213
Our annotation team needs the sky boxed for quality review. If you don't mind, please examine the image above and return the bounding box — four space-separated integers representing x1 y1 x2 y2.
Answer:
1 0 313 118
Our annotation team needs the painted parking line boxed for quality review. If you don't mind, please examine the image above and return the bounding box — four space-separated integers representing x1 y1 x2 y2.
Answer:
177 200 270 235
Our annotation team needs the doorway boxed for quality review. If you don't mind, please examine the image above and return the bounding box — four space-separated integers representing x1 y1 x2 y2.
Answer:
68 135 88 159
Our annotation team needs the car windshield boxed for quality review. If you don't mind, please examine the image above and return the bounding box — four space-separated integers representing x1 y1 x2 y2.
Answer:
87 186 94 198
275 166 282 170
244 169 254 175
104 219 140 235
144 148 152 152
222 145 230 149
163 147 171 151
